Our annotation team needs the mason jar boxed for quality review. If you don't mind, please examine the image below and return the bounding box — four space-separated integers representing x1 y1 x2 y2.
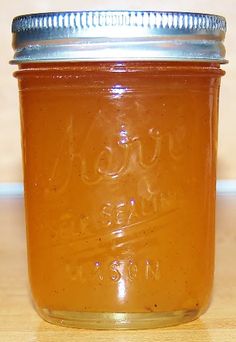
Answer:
11 10 227 329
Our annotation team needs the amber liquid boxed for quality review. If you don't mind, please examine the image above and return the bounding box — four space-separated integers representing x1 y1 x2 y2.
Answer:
16 62 223 326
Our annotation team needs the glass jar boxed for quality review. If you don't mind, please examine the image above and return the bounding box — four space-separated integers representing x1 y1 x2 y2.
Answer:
11 11 227 329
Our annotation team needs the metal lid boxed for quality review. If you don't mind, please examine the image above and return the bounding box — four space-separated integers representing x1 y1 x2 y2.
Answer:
11 10 227 64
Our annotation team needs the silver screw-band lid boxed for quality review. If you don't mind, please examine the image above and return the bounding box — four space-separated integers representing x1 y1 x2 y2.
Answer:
11 11 227 64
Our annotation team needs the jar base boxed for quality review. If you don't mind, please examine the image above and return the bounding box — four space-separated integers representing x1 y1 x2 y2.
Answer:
37 307 202 330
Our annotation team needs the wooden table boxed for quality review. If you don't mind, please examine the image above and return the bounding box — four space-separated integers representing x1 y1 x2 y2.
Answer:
0 195 235 341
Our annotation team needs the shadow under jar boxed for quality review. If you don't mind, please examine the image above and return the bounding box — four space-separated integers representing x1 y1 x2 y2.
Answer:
11 11 227 329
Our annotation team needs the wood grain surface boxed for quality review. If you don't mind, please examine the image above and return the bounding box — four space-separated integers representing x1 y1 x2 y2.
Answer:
0 194 235 341
0 0 236 181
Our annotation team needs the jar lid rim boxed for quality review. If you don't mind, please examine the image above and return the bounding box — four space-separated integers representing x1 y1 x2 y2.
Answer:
11 10 227 64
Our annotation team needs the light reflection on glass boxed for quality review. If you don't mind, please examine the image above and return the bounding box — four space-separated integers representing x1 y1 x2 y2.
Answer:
110 84 128 97
118 262 126 303
112 228 123 237
119 124 129 145
130 198 135 206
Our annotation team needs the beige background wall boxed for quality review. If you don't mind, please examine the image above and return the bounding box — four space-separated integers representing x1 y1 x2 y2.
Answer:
1 0 235 182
